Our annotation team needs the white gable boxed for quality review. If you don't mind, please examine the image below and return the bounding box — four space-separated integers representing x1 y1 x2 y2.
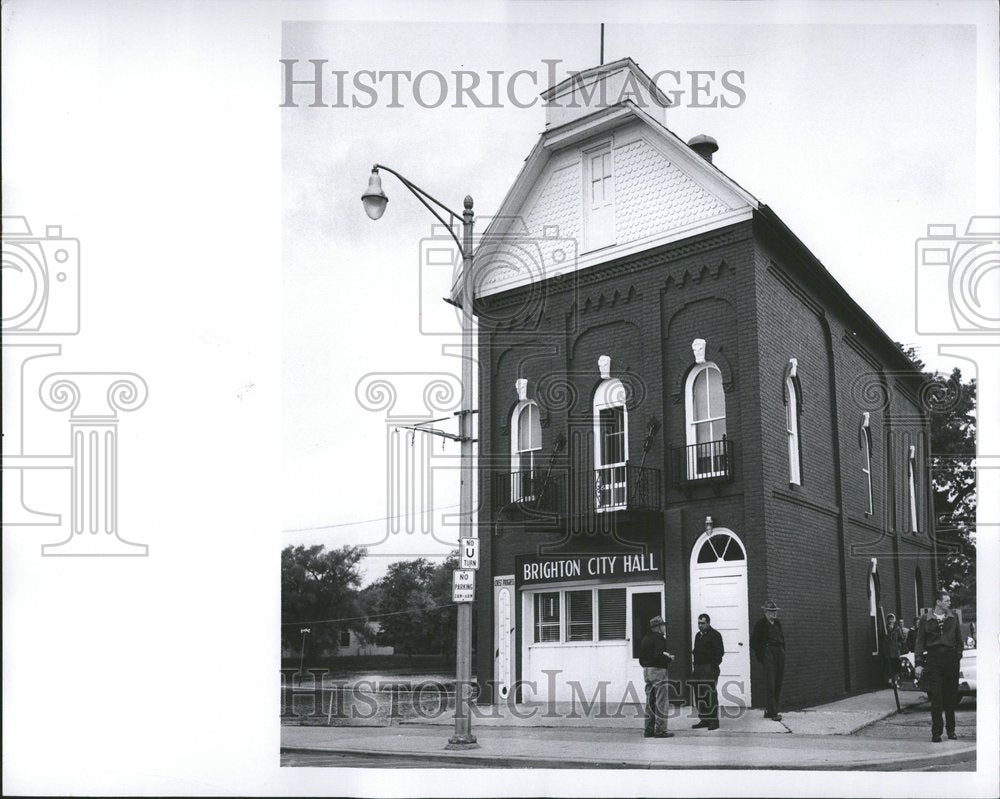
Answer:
473 106 758 299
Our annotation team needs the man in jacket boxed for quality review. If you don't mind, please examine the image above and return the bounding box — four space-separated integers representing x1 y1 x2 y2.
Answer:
639 615 675 738
750 600 785 721
914 590 965 742
691 613 725 730
886 613 907 687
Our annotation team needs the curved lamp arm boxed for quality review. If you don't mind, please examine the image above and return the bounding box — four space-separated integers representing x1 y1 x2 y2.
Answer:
371 163 467 255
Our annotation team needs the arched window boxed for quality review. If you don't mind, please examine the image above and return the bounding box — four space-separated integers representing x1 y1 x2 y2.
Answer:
694 531 746 564
907 444 919 533
510 400 542 501
860 414 873 515
593 377 628 510
785 366 802 485
685 363 727 478
868 558 880 656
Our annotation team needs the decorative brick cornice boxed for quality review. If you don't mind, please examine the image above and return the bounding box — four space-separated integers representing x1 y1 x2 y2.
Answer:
485 224 748 316
766 260 824 318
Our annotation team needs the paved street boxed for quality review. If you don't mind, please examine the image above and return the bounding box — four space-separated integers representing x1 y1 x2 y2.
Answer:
854 696 977 771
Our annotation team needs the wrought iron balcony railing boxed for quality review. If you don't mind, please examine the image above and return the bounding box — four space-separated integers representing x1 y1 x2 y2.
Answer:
493 469 565 516
673 438 734 483
593 464 662 512
494 465 662 516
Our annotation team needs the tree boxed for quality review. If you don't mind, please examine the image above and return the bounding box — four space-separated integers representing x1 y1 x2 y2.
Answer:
898 345 976 611
281 544 368 656
363 553 460 660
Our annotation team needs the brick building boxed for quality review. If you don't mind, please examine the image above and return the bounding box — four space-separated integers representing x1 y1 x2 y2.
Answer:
468 58 937 710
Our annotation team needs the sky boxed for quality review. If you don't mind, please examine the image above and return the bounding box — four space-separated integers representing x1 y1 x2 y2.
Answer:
2 1 998 797
280 9 997 586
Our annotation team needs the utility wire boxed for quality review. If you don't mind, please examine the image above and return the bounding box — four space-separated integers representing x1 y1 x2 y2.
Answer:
282 602 457 626
283 504 461 534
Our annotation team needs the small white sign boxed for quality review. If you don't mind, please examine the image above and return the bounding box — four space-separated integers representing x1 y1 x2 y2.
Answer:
452 569 475 602
460 537 479 569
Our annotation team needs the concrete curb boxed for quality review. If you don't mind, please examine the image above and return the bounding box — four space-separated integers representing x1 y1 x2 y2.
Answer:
280 743 976 771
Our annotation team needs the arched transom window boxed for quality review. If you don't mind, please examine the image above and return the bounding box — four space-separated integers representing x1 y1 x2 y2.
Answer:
695 531 746 564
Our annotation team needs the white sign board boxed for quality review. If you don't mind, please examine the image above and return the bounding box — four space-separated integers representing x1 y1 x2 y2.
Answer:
452 569 475 603
460 537 479 569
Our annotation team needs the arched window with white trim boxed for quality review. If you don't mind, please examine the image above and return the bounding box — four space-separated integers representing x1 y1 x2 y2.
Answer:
907 444 919 533
510 399 542 501
593 374 628 510
860 413 873 515
868 558 880 656
784 360 802 486
685 362 727 478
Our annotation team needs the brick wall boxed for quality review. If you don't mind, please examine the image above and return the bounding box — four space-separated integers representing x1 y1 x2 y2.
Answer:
474 213 937 710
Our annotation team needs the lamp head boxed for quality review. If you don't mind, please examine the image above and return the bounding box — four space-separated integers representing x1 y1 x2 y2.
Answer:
362 167 388 220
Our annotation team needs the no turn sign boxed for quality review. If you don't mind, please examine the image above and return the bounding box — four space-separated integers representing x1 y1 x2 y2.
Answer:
460 537 479 569
452 569 475 603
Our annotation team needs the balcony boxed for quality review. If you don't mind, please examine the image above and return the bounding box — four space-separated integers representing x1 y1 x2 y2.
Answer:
593 464 662 512
494 465 662 516
673 438 734 483
494 469 566 517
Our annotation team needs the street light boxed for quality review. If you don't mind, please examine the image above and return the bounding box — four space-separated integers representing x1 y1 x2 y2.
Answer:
298 627 310 675
361 164 479 750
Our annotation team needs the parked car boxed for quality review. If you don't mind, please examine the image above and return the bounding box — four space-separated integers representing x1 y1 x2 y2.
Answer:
897 638 976 702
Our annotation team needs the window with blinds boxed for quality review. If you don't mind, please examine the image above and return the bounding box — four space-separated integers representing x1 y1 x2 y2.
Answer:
598 588 626 640
534 591 560 642
566 590 594 641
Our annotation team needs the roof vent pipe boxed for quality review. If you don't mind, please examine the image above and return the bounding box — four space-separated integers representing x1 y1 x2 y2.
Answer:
688 134 719 163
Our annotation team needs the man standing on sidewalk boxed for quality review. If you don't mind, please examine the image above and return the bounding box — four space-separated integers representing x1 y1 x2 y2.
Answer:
639 616 674 739
751 600 785 722
886 613 907 687
691 613 724 730
914 590 965 742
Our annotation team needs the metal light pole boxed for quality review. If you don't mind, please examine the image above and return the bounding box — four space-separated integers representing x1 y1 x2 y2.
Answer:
298 627 310 675
362 165 479 749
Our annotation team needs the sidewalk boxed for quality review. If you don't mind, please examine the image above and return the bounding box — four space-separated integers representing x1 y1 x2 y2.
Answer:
281 689 976 769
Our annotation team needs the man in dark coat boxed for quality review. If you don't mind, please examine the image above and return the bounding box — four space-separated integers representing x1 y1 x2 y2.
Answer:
691 613 725 729
639 615 675 738
750 599 785 721
886 613 907 687
914 590 965 742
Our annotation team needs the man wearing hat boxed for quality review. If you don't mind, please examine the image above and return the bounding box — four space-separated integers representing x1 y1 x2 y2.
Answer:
639 615 675 738
750 600 785 721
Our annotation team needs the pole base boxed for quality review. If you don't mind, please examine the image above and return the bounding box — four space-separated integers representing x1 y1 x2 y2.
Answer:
445 735 479 750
